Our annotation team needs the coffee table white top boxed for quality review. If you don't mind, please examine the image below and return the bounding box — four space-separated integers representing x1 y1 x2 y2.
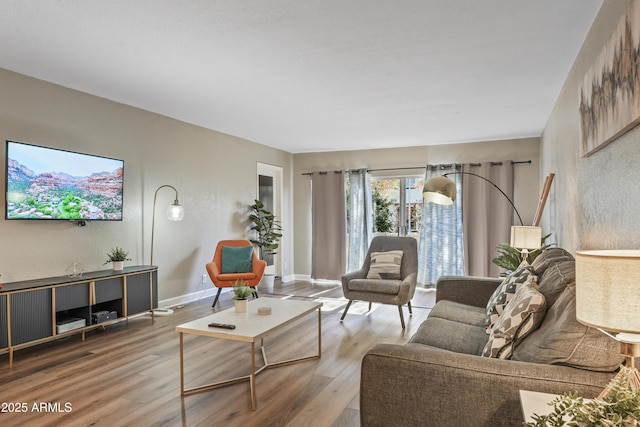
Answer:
176 298 322 343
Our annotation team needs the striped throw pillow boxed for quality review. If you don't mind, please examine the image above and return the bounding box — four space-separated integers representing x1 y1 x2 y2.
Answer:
367 250 403 280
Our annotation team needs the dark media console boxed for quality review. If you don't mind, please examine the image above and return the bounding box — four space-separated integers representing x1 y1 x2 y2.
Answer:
0 266 158 368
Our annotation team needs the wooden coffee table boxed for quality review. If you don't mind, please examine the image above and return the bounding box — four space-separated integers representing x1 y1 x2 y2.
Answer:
176 298 322 409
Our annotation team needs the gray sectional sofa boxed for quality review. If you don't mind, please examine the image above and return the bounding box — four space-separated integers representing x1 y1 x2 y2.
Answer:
360 248 623 427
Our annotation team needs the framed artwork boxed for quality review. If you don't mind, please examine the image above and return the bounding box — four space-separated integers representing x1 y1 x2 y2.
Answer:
579 0 640 157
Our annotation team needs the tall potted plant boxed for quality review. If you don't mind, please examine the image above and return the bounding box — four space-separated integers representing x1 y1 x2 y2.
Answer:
249 199 282 287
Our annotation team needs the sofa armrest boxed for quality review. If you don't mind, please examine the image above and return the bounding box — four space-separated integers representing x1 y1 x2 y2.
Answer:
360 343 615 427
435 275 503 308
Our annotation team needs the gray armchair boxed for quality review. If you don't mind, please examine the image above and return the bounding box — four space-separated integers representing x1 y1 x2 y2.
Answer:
340 236 418 328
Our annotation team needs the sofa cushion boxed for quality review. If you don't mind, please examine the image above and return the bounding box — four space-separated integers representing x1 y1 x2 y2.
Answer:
409 317 488 355
530 247 574 277
428 300 487 327
367 250 403 279
482 277 546 359
485 263 535 333
511 282 623 372
537 259 575 309
347 278 401 295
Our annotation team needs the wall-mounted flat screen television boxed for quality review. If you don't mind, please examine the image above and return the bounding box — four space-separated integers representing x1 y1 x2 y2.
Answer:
5 140 124 221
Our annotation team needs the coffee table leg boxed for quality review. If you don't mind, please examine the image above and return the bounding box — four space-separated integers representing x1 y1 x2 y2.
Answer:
317 307 322 357
250 341 256 410
179 332 184 395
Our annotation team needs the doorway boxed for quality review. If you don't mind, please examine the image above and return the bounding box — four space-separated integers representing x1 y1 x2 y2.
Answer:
257 162 283 277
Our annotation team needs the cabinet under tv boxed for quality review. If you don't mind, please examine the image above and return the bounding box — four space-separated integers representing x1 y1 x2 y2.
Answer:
0 266 158 368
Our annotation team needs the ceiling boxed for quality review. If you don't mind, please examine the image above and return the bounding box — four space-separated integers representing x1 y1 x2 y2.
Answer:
0 1 602 153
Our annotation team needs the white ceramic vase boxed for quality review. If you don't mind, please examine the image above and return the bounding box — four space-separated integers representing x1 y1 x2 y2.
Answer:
235 299 247 313
260 274 275 288
112 261 124 271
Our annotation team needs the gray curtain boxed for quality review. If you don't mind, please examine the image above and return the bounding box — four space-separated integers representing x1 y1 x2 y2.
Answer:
418 164 464 286
347 168 373 271
311 171 347 280
462 162 514 277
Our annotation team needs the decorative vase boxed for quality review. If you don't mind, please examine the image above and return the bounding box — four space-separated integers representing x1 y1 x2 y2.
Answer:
260 274 276 288
235 299 247 313
112 261 124 271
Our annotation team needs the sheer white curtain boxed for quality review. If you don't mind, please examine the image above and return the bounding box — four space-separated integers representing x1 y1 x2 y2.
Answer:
347 168 373 272
311 171 347 280
418 164 464 286
462 162 514 277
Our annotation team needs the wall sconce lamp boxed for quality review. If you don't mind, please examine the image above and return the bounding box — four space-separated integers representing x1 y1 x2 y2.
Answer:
576 250 640 396
150 185 185 265
422 172 524 226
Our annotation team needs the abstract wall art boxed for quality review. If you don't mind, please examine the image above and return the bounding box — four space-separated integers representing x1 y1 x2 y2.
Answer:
579 0 640 156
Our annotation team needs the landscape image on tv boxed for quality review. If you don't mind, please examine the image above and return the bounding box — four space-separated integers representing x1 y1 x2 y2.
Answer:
5 141 124 220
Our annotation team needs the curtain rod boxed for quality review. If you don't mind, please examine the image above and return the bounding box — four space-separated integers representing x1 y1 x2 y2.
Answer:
301 160 531 175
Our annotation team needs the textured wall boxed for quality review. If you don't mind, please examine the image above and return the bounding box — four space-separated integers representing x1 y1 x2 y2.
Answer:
541 1 640 252
0 69 293 303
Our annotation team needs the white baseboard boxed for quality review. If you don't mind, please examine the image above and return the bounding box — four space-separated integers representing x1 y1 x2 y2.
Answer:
158 287 229 309
158 275 340 309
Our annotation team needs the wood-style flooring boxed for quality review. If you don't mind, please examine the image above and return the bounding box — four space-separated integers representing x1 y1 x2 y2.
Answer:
0 280 435 427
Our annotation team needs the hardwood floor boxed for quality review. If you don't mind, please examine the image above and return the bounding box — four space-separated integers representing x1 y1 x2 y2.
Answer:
0 280 435 427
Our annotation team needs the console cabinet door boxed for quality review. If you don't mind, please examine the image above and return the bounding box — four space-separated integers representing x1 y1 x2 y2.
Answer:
126 273 152 315
10 289 53 345
56 283 90 311
94 277 123 303
0 295 7 349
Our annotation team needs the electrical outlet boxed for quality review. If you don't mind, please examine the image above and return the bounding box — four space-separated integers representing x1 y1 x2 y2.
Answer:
202 274 207 284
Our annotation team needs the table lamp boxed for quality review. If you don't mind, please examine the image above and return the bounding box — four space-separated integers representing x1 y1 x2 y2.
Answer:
576 250 640 396
510 226 542 263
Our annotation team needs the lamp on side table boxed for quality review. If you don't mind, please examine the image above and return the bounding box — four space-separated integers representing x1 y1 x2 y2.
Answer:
576 250 640 396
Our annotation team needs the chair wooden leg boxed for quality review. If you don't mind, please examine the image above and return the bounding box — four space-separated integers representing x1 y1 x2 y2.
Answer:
251 286 259 299
408 300 413 315
341 300 353 321
398 305 406 329
212 288 222 308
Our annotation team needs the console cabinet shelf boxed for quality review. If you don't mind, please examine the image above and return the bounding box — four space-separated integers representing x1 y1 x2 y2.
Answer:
0 266 158 368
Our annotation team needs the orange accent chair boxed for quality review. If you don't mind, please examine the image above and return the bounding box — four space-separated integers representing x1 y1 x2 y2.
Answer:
206 239 266 308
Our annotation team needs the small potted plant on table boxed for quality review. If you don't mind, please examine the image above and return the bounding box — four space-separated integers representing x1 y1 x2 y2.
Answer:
232 280 253 313
104 247 132 271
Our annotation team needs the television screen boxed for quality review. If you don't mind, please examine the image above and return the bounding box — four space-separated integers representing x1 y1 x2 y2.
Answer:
5 141 124 221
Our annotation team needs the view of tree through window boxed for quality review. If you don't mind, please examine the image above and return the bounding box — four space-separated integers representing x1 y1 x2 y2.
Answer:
371 177 424 235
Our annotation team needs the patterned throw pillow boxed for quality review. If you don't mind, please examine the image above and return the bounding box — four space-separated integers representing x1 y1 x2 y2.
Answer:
485 263 535 333
367 250 403 279
482 277 546 359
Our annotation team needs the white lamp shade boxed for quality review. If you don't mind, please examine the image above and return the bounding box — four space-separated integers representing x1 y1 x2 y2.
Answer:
166 203 185 221
576 250 640 334
510 226 542 250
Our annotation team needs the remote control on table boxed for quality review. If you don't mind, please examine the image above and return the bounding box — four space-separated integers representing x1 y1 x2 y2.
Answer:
208 322 236 330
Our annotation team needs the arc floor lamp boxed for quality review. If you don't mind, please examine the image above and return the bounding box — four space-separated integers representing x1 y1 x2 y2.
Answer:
423 171 541 260
150 184 185 266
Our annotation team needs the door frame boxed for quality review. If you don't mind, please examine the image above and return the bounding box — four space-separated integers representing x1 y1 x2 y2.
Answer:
257 162 283 277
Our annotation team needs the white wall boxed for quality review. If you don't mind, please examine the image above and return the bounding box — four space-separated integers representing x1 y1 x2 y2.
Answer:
0 69 294 304
292 138 540 276
541 0 640 252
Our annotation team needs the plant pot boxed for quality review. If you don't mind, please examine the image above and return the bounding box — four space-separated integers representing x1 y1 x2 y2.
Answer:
235 299 247 313
260 274 275 288
112 261 124 271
